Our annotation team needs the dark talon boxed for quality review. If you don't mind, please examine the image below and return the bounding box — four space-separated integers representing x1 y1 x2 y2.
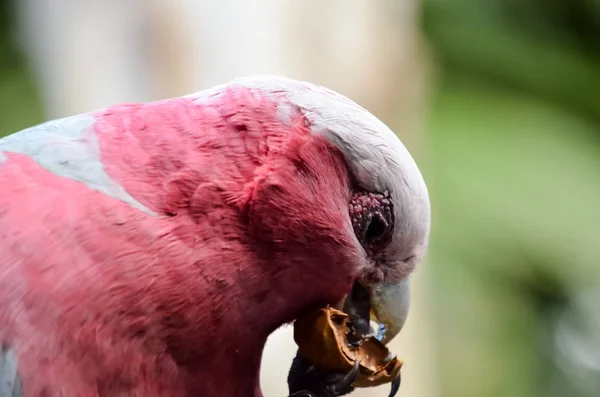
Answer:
327 359 360 394
288 352 357 397
388 374 401 397
288 391 316 397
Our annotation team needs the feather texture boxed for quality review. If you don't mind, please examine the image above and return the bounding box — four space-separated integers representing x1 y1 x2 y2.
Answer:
0 82 359 397
0 346 21 397
0 76 429 397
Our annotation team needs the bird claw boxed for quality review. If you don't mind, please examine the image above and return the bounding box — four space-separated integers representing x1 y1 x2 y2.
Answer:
287 357 401 397
288 391 316 397
388 374 401 397
287 353 358 397
326 359 360 395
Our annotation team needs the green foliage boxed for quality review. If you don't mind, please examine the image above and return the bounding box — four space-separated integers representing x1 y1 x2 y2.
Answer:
422 0 600 123
421 1 600 396
0 0 42 137
428 76 600 396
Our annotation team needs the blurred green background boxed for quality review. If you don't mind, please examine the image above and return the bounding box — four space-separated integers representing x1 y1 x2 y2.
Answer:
0 0 42 134
423 1 600 396
0 1 599 396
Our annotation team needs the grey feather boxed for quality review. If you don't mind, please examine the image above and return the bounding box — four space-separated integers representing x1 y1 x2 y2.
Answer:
0 114 154 215
0 345 21 397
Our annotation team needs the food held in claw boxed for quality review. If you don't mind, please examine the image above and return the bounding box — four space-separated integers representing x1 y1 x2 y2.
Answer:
293 306 403 388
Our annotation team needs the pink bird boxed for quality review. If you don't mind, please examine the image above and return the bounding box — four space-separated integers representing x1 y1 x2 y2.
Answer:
0 76 430 397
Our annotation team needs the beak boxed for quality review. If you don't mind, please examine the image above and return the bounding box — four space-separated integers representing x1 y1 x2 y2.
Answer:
342 277 411 345
367 277 411 345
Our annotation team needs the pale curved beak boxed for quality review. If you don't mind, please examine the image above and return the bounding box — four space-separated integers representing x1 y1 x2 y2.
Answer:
367 277 411 345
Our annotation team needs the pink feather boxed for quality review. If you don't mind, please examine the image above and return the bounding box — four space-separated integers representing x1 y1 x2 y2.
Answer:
0 86 360 396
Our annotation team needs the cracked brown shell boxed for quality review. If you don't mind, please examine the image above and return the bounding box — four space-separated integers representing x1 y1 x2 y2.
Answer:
293 306 403 388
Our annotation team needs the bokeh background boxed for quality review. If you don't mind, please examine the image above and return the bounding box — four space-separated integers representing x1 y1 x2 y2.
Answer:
1 1 599 396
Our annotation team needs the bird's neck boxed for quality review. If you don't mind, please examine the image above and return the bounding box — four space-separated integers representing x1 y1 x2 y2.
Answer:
144 235 352 396
154 265 308 397
180 336 267 397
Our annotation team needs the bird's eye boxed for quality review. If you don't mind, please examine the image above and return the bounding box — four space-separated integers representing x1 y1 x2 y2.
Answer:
365 216 386 241
349 190 394 249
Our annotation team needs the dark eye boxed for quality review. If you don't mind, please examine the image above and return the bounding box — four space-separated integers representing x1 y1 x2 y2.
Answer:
365 216 386 241
349 190 394 248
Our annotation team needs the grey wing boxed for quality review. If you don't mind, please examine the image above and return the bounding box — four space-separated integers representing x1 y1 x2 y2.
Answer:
0 113 153 215
0 345 21 397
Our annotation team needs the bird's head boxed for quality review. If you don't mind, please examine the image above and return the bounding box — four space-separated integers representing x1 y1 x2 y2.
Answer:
187 75 430 395
209 75 430 341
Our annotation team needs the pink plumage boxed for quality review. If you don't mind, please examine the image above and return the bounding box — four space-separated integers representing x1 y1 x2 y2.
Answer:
0 85 358 396
0 76 431 397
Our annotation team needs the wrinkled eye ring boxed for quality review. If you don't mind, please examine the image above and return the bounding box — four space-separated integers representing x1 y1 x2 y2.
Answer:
349 190 394 248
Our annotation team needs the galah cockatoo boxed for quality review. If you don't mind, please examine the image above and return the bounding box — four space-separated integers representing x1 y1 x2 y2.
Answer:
0 76 430 397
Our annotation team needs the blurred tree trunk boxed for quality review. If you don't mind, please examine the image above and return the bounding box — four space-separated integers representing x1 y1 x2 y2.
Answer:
15 1 437 396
